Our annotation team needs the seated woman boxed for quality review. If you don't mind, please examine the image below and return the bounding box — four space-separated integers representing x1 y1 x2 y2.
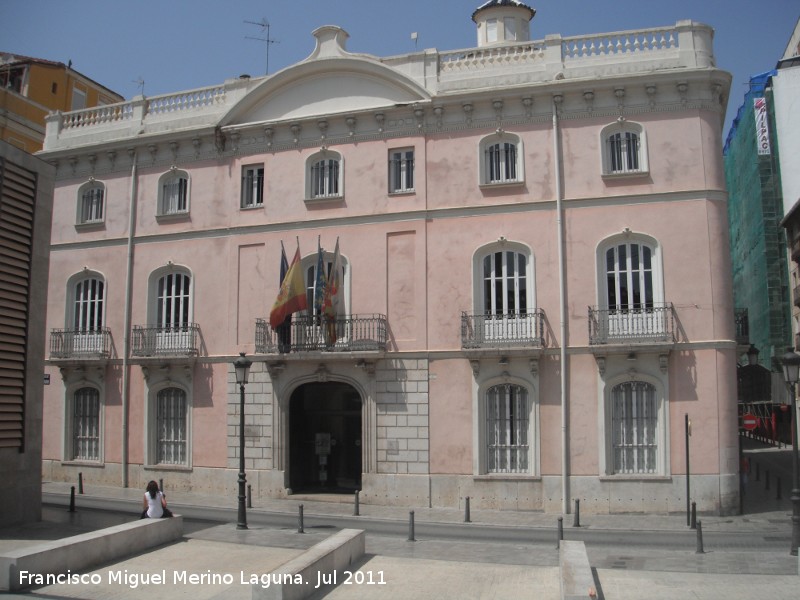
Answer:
141 480 172 518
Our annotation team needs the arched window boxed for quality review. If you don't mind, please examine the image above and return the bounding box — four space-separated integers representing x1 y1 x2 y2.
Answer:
73 275 105 332
155 387 187 465
469 242 537 346
486 383 529 473
71 387 100 461
306 150 343 200
596 234 667 342
158 170 189 216
601 122 648 176
156 271 191 329
77 180 105 224
610 381 658 474
302 251 349 317
61 272 108 356
479 132 523 185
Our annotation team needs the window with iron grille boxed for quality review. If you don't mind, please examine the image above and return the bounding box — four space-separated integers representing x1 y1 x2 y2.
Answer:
79 184 104 224
611 381 658 474
159 172 189 215
310 158 340 198
72 387 100 461
480 133 523 185
486 384 529 473
389 149 415 193
241 165 264 208
156 387 186 465
601 122 647 176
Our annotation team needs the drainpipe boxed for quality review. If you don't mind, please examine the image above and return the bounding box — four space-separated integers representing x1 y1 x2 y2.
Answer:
553 96 569 514
121 149 138 488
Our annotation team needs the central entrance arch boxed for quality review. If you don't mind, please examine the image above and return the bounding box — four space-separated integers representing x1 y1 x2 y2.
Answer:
289 381 362 493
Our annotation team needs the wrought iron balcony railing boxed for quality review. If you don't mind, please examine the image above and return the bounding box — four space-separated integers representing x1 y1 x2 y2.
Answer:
255 314 387 353
588 303 675 345
50 327 112 359
461 310 544 349
734 308 750 345
131 323 200 357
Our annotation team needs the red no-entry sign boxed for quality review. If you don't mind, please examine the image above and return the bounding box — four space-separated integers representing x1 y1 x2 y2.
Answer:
742 413 758 430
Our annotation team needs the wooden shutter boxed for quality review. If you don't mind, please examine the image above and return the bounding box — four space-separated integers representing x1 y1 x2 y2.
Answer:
0 156 36 450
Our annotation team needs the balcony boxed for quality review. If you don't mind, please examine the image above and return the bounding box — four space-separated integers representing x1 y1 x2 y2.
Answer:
131 324 200 357
50 327 112 359
255 314 387 354
461 310 544 349
588 303 675 345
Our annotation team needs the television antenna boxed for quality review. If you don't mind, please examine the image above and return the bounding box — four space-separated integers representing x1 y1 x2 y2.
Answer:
245 18 279 75
133 77 145 96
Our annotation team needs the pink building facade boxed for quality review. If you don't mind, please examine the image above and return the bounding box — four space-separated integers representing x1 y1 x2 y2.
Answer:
38 3 738 514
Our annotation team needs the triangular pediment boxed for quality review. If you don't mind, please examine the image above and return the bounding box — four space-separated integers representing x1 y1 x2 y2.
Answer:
221 26 430 127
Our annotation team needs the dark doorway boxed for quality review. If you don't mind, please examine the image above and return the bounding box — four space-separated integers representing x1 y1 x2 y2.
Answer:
289 382 362 493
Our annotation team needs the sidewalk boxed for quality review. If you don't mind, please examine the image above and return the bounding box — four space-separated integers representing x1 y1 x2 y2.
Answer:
2 439 798 599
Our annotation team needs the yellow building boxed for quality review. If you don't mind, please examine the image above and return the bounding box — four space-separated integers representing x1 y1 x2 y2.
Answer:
1 53 123 153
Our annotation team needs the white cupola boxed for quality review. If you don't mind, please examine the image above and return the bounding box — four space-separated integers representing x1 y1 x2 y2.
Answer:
471 0 536 47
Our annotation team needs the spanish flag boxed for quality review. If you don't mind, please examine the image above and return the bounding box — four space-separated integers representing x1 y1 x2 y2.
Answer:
270 243 307 329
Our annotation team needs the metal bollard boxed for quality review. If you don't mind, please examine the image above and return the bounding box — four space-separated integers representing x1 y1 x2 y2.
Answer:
776 477 782 500
247 484 252 508
765 470 770 491
690 502 697 530
78 472 84 494
695 520 704 554
573 499 581 528
464 496 471 523
69 486 76 512
297 504 304 534
354 490 360 516
557 517 564 549
408 511 416 542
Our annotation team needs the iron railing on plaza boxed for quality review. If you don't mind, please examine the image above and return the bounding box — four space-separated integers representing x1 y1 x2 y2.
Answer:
131 323 200 357
255 314 388 353
588 303 675 345
461 310 544 349
49 327 112 359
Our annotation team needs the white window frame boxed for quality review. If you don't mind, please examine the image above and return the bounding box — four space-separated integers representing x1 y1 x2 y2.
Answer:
479 132 524 186
241 164 264 209
474 375 538 477
306 150 343 202
77 181 105 225
157 169 190 216
389 148 415 194
503 16 517 41
596 233 664 340
149 268 192 330
301 251 350 318
71 84 87 111
486 18 498 43
64 384 103 463
485 383 529 474
64 271 107 355
472 241 535 342
600 121 648 176
599 372 668 477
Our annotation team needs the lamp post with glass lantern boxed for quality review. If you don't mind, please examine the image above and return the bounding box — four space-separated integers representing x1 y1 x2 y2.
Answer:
234 352 252 530
780 348 800 556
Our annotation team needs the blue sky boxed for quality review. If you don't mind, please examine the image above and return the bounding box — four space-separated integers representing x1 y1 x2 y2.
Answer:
2 0 798 136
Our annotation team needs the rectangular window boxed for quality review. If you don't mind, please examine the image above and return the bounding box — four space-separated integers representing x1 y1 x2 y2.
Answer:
487 142 517 183
71 85 87 111
389 149 415 193
311 159 339 198
486 18 498 43
157 388 187 465
612 382 657 474
504 17 517 41
608 132 640 174
241 165 264 208
486 384 529 473
73 388 100 461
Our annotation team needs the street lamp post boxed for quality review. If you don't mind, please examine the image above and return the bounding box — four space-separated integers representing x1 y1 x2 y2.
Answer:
780 348 800 556
234 352 252 530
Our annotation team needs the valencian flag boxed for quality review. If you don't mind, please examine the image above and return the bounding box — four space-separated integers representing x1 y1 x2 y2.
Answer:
270 241 307 330
322 237 343 345
276 242 292 352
